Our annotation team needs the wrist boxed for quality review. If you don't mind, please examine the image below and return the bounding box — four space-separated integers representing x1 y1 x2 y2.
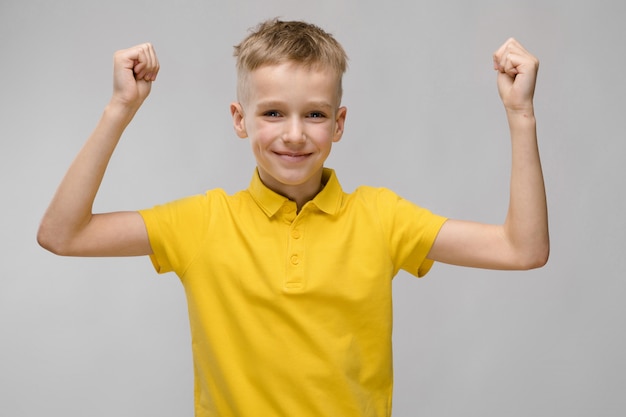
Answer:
505 106 536 123
104 99 140 125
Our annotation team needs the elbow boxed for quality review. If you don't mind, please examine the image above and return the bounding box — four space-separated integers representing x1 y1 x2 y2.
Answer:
37 223 71 256
37 226 58 255
516 242 550 270
520 252 549 270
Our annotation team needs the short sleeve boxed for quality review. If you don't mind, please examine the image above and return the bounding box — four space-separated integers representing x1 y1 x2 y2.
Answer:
376 188 447 278
139 193 211 276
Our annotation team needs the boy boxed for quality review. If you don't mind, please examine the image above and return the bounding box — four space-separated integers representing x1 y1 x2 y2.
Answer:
38 19 548 417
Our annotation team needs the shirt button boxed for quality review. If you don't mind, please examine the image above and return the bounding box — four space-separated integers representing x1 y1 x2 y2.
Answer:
291 230 301 239
290 255 300 265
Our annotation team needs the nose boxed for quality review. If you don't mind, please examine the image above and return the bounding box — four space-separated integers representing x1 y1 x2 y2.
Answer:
282 117 306 143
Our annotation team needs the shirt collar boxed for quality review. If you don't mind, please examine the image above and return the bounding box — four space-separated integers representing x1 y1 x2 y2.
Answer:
247 168 343 217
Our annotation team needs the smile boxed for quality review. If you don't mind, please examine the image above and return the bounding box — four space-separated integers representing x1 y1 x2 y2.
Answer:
273 151 312 160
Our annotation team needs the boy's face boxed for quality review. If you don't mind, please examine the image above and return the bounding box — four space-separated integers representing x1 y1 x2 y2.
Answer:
231 62 346 202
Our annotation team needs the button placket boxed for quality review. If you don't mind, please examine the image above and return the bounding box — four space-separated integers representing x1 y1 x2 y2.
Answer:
285 218 305 291
281 202 297 224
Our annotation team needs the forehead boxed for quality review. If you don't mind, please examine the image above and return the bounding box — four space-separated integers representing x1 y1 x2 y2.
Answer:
245 62 341 105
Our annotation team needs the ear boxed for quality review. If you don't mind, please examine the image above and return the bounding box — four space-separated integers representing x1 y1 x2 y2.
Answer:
332 106 347 143
230 102 248 138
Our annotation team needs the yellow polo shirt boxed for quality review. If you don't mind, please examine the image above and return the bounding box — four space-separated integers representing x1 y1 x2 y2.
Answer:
139 168 447 417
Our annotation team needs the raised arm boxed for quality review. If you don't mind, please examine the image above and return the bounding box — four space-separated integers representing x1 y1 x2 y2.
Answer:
427 38 549 270
37 43 160 257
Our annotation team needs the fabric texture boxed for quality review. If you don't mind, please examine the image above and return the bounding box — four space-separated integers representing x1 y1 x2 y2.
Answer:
139 168 447 417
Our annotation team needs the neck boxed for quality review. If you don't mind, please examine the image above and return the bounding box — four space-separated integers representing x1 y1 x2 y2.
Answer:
258 169 325 211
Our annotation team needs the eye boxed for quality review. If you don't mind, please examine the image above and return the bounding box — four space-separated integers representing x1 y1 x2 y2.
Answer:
263 110 281 118
307 112 326 119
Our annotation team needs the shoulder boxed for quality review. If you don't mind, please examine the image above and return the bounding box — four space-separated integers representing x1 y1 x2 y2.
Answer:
347 185 445 227
340 186 405 226
351 185 399 199
147 188 237 210
348 185 405 208
139 188 233 225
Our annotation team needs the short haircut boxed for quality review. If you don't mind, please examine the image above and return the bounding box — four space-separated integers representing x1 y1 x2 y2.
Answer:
234 19 348 104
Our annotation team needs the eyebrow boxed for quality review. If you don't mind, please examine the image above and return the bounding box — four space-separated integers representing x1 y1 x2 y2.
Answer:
256 100 335 111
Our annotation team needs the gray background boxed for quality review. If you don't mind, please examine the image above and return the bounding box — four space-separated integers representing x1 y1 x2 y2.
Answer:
1 0 625 416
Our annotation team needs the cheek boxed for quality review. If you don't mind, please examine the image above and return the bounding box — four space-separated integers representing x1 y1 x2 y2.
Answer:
253 123 280 142
248 124 278 153
309 123 337 144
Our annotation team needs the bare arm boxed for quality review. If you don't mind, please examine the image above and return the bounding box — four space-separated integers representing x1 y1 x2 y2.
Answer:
427 38 549 270
37 43 160 257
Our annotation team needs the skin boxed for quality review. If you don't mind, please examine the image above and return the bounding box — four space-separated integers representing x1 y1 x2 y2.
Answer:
230 62 346 209
37 38 548 270
428 38 549 270
37 43 158 257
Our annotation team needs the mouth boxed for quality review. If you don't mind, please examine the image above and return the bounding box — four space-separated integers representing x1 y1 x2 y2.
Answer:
273 151 312 161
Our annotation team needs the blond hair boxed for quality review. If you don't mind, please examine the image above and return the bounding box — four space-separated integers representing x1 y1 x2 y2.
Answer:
234 19 348 103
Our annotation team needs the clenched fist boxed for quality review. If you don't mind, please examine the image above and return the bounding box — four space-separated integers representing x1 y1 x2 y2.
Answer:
111 43 160 109
493 38 539 114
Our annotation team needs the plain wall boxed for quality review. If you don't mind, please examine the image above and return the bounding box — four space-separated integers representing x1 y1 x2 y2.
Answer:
1 0 625 416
